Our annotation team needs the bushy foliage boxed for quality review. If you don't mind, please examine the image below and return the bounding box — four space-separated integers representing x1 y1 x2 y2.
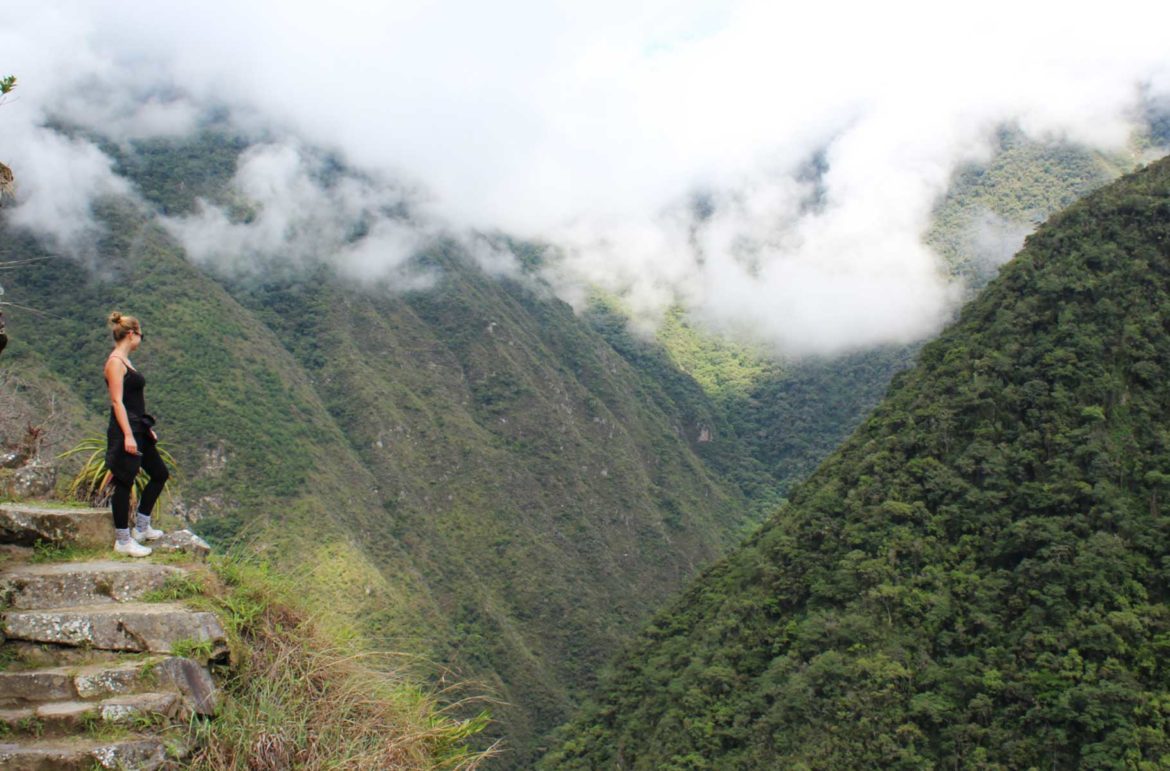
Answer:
545 157 1170 769
59 434 179 507
928 129 1129 286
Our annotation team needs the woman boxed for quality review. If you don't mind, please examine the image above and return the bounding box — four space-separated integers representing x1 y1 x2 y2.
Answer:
104 311 168 556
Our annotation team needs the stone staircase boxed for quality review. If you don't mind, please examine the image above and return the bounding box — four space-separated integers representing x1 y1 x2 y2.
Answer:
0 503 226 770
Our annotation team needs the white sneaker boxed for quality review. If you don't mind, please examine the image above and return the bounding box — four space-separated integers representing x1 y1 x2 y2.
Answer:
115 538 152 557
131 525 165 542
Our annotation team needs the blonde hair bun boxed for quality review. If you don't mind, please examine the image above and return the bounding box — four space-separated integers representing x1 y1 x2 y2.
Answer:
108 311 140 341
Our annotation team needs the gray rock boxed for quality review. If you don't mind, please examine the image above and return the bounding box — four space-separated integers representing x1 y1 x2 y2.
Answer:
72 658 164 700
0 669 74 708
0 643 125 671
0 706 36 732
0 561 182 610
2 602 228 660
0 447 26 469
151 529 212 560
156 656 219 716
0 504 114 550
7 464 57 499
1 656 219 717
0 659 160 707
94 691 180 724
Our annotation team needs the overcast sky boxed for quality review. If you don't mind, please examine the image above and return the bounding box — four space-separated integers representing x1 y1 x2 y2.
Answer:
4 0 1170 355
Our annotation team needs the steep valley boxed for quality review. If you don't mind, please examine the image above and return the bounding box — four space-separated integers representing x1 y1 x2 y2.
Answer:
0 125 1159 766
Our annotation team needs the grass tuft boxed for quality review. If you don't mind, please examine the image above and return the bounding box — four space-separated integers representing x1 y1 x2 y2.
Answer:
142 571 209 603
185 549 495 769
170 637 217 662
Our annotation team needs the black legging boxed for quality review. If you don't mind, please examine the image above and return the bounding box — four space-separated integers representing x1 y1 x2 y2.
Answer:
111 440 170 530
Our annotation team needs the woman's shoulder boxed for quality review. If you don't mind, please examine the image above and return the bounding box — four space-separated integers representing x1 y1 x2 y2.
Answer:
104 355 133 378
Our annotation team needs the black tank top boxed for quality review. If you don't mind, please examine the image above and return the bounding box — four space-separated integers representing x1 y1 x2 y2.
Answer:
107 363 147 432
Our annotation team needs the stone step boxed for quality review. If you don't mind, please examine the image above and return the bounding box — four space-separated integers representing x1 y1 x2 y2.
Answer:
2 602 228 660
0 692 179 738
0 655 218 715
0 504 114 550
0 643 128 672
0 560 183 610
0 734 170 770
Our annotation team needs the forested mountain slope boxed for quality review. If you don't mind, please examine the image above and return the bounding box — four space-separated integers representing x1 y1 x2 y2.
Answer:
219 246 751 755
545 156 1170 768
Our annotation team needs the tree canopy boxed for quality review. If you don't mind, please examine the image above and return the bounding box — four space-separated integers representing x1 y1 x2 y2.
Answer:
545 156 1170 769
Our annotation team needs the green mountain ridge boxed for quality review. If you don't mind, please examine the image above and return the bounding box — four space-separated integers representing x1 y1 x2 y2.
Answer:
1 123 1160 766
545 156 1170 768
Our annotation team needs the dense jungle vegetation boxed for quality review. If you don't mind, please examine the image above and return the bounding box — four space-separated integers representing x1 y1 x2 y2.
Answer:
545 156 1170 769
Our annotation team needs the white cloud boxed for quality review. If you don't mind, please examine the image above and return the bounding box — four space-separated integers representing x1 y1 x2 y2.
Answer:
162 141 434 283
2 124 130 261
4 0 1170 354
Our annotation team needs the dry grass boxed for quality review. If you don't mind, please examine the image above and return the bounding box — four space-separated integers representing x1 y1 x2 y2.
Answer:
186 554 496 770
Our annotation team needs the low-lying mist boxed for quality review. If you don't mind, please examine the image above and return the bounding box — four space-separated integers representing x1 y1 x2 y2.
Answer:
4 0 1170 356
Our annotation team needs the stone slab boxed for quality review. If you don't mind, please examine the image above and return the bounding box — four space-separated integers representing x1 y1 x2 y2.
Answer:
0 560 181 609
0 669 74 708
0 643 125 671
2 692 179 737
2 602 228 659
72 658 163 700
156 656 219 716
0 655 219 716
0 465 57 500
0 504 114 550
0 736 167 770
95 691 179 724
0 656 168 705
0 706 35 729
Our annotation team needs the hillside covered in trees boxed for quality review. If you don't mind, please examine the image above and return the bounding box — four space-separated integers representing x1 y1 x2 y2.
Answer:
0 120 1160 766
544 157 1170 768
